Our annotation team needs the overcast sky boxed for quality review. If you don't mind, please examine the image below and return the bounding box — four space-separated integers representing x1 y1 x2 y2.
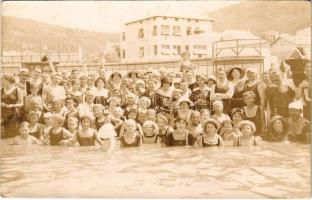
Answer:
2 1 240 33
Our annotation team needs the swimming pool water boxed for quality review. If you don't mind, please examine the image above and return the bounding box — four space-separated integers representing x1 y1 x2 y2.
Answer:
0 141 310 198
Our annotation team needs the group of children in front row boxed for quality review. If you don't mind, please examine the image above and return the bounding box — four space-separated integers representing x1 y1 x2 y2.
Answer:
11 97 309 150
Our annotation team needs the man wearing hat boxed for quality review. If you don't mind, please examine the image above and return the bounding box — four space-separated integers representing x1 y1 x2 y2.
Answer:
190 74 211 111
16 68 32 97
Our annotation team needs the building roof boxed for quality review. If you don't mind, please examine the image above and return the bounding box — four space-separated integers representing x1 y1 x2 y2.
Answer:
125 15 214 25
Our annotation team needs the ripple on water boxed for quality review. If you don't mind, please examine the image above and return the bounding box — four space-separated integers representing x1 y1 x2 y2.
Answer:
0 140 310 198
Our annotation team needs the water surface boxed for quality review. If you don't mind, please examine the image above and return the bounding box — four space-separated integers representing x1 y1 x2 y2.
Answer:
0 141 310 198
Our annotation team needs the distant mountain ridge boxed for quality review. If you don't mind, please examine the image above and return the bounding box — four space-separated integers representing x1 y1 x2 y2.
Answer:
207 1 311 36
2 16 120 56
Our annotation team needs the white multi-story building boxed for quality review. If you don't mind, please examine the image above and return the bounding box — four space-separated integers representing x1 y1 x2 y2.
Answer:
120 15 214 62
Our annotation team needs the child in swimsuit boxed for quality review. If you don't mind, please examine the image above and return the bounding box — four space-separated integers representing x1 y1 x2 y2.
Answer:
142 120 159 144
196 118 224 147
41 114 73 146
233 120 261 146
165 117 194 146
70 114 104 147
43 112 53 135
120 119 143 147
11 122 40 145
219 119 236 141
156 114 174 145
27 111 44 140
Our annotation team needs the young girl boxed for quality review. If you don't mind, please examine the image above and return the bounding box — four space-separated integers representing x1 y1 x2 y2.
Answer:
42 114 73 146
52 99 66 118
142 120 159 144
120 119 143 147
27 111 45 140
233 120 261 146
67 117 79 136
137 97 151 124
146 109 157 122
123 93 138 116
165 118 194 146
219 119 235 141
11 122 40 145
196 118 224 147
25 83 44 113
70 114 104 146
69 79 84 104
43 112 53 134
64 97 79 129
156 114 174 145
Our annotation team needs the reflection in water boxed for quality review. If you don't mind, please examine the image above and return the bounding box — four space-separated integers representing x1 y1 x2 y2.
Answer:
0 141 310 198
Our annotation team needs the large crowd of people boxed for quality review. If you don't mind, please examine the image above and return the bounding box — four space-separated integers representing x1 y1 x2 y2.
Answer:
1 48 311 149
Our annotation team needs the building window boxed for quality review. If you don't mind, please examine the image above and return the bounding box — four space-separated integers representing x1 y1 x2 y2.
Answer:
139 47 144 57
173 26 181 36
173 45 181 55
161 25 170 35
122 49 125 58
185 45 189 51
187 19 191 22
122 32 125 41
138 28 144 38
152 25 157 36
154 45 157 55
195 19 199 23
193 45 207 55
153 17 156 21
140 20 143 24
175 18 179 21
186 27 192 35
194 27 204 35
161 45 170 55
163 17 167 20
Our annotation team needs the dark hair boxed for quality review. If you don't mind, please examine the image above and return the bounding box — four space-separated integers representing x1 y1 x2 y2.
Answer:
160 78 170 87
95 77 106 87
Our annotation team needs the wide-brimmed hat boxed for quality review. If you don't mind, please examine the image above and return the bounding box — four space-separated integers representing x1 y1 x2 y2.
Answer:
227 66 245 80
203 118 221 131
110 72 122 80
127 70 141 78
18 68 31 77
237 120 256 133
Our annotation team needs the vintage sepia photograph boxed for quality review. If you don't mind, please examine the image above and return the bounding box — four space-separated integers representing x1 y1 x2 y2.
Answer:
0 0 311 198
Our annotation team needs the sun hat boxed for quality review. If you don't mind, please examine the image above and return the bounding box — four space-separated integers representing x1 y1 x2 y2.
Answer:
237 120 256 133
227 66 245 80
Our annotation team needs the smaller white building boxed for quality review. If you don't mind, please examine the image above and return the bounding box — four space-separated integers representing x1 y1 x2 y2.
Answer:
120 15 214 62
